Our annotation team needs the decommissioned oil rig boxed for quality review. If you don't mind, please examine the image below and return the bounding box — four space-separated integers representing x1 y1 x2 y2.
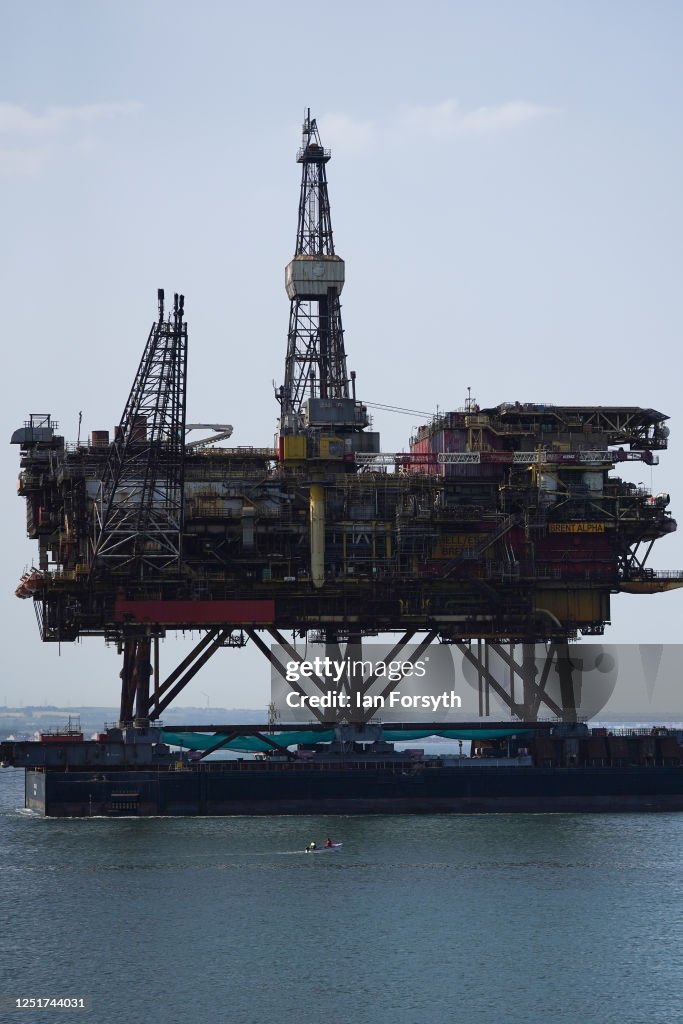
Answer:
6 111 683 815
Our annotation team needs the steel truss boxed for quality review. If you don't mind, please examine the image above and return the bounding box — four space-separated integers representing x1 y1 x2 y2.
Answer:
455 641 580 721
284 295 348 412
280 110 349 421
93 290 187 574
112 626 605 732
240 629 580 725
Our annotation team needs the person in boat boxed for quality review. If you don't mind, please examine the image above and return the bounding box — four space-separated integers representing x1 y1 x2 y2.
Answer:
306 840 317 852
324 837 334 848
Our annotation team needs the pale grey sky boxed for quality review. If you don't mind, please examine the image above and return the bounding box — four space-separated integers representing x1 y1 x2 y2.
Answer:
2 1 682 708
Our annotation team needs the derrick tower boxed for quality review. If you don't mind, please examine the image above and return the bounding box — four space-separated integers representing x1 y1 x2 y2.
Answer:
92 289 187 575
279 109 367 440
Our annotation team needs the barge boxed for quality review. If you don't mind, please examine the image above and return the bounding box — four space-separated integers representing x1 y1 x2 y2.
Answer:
6 722 683 816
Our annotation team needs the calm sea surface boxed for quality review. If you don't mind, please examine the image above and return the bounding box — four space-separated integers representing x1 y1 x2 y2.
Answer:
1 766 682 1024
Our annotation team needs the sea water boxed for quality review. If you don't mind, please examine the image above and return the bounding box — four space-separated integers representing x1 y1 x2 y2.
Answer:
0 766 681 1024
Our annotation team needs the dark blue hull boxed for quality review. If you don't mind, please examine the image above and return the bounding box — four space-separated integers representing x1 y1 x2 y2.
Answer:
24 763 683 816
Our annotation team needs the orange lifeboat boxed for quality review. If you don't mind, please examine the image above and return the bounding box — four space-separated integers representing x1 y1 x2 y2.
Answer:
15 569 46 599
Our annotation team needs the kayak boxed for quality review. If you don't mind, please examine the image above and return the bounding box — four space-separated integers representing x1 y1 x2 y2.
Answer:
304 843 343 853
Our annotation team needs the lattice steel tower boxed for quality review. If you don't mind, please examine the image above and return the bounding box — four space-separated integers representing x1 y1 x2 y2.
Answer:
279 109 361 436
92 289 188 574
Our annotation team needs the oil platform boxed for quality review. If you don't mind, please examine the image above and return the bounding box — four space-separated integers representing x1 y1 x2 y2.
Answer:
5 110 683 816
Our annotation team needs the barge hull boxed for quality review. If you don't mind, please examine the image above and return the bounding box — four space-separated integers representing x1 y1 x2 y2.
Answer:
25 766 683 817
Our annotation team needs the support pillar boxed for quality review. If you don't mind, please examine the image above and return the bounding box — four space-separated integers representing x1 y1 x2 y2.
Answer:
119 635 155 726
457 641 580 722
119 639 137 725
133 636 152 726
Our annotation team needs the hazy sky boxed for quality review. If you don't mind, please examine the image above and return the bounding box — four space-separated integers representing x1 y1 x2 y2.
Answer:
2 1 682 710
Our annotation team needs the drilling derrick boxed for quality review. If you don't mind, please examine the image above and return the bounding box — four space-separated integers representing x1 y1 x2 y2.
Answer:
92 290 187 575
277 111 378 597
279 110 368 441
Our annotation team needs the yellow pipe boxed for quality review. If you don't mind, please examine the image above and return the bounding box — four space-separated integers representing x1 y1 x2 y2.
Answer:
310 483 325 589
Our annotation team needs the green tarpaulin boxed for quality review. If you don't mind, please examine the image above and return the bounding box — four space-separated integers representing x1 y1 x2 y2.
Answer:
161 728 529 754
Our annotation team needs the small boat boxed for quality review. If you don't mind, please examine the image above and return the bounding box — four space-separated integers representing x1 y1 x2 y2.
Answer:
305 842 343 853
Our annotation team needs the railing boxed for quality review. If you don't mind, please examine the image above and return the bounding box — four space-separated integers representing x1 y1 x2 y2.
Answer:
362 449 658 467
597 726 683 736
184 758 441 774
189 446 277 459
624 570 683 581
437 450 658 466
